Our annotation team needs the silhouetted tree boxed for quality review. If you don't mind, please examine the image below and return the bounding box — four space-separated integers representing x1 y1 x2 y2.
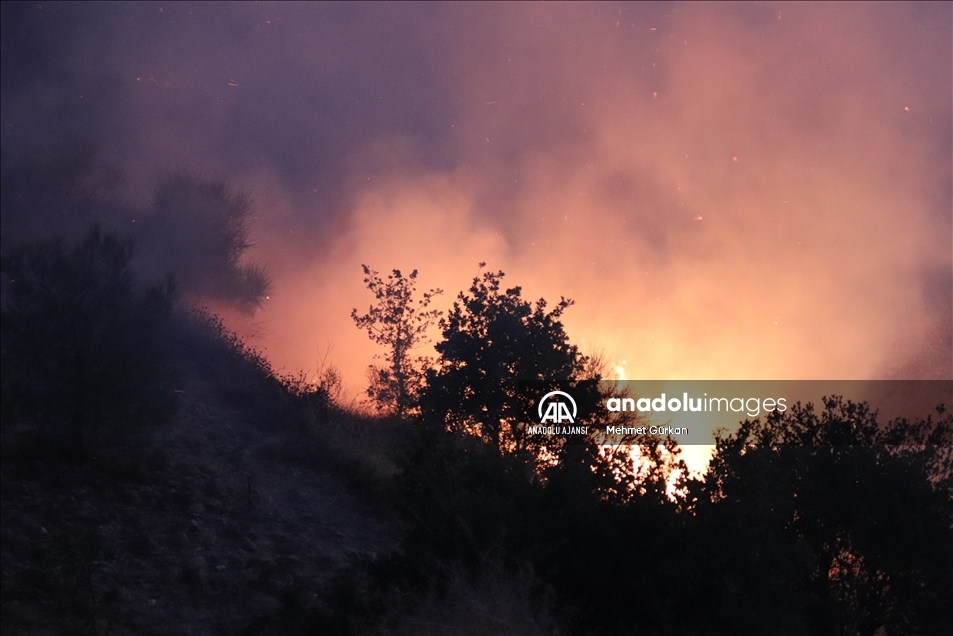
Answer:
1 225 176 459
136 172 271 311
420 268 587 452
351 265 442 418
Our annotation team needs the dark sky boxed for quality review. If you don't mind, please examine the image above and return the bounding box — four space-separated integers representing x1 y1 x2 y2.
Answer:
2 1 951 392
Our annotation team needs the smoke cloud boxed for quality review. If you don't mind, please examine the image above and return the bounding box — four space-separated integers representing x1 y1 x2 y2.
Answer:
2 1 950 392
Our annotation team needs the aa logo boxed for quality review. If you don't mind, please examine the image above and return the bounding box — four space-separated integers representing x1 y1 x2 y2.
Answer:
538 391 577 424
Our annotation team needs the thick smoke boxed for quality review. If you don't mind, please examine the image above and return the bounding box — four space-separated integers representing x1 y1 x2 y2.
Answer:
2 2 950 390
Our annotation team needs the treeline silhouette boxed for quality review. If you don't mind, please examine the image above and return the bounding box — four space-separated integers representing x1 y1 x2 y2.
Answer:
1 156 950 634
1 140 271 312
288 266 951 636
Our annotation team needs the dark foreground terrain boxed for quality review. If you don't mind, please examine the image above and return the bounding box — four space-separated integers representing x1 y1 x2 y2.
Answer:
2 305 951 636
1 314 396 635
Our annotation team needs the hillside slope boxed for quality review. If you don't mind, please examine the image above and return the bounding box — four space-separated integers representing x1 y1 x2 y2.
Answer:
1 335 395 635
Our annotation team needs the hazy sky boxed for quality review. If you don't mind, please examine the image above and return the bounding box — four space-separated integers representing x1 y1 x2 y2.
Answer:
2 1 951 395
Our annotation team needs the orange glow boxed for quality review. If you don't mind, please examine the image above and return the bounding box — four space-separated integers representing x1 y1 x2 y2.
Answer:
217 3 948 411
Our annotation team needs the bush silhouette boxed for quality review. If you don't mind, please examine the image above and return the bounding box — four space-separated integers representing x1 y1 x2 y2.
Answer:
1 225 177 460
688 398 953 635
